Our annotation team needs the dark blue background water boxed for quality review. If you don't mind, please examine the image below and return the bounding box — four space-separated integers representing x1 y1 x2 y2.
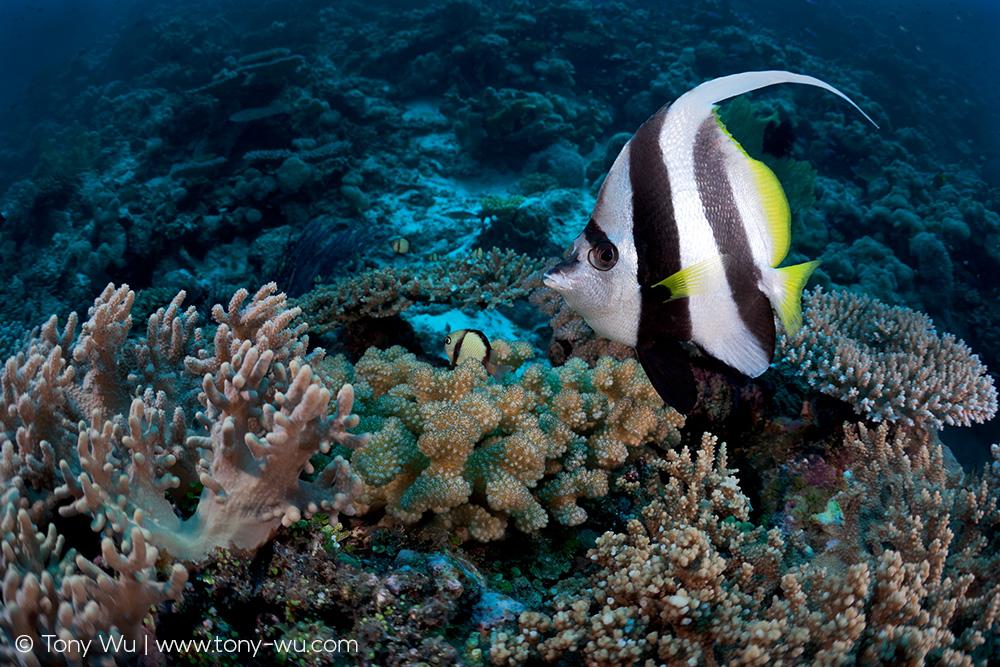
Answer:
3 0 997 184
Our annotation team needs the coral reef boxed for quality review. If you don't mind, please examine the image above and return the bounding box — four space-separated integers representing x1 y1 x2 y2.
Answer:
491 424 1000 665
1 281 371 661
346 346 684 542
0 282 368 571
2 275 997 663
0 0 998 663
1 0 998 375
296 248 545 333
2 498 188 666
779 288 998 430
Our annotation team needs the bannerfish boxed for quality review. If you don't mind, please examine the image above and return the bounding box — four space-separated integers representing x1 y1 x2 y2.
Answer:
445 329 503 377
543 71 877 413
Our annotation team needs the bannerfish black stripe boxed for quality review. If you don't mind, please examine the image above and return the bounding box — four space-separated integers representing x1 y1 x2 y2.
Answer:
692 117 775 359
629 110 690 341
583 218 608 245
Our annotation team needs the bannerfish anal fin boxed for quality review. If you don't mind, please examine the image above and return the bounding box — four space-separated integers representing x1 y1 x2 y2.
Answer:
652 254 730 301
636 338 697 413
699 289 776 379
728 290 776 378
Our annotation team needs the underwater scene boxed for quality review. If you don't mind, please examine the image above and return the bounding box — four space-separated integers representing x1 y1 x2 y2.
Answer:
1 0 999 664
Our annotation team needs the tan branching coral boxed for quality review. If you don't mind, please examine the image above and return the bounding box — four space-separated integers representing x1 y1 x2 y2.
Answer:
1 279 366 562
52 283 367 561
296 248 545 333
1 496 187 667
0 285 203 524
0 317 80 520
0 281 372 662
834 423 1000 663
491 424 1000 665
778 288 998 429
346 346 683 541
71 284 137 417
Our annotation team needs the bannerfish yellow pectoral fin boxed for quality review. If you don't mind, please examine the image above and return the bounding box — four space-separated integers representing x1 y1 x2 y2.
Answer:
653 254 729 301
767 260 821 334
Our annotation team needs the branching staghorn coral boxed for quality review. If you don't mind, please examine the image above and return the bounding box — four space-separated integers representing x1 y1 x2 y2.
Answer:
490 423 1000 665
778 288 998 429
832 423 999 663
296 248 546 333
345 345 684 541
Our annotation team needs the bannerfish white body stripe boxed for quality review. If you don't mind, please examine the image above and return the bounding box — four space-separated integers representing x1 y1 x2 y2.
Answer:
544 70 877 412
661 96 769 376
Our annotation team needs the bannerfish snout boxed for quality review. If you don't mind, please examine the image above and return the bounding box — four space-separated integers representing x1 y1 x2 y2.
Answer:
543 257 580 292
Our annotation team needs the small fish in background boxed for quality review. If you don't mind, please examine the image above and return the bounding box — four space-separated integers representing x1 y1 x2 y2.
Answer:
444 329 505 378
544 71 877 413
391 237 410 254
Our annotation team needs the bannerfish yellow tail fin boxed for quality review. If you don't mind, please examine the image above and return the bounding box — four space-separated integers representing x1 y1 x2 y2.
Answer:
764 260 821 334
652 254 729 301
677 70 879 129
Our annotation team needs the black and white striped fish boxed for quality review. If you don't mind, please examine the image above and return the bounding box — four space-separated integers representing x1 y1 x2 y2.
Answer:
544 71 876 413
445 328 505 377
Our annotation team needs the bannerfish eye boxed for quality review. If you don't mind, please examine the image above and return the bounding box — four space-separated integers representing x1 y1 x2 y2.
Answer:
588 241 619 271
445 336 452 345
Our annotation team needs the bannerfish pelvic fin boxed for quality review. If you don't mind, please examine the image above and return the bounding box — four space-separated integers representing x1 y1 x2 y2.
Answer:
543 70 876 413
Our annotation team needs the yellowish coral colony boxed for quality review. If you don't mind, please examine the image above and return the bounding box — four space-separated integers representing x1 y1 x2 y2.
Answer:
348 346 683 540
